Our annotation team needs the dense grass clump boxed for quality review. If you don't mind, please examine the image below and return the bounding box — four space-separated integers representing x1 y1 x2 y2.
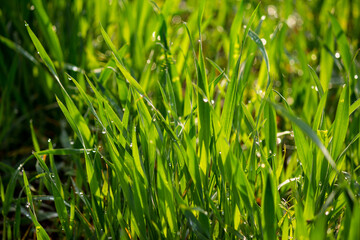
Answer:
1 0 360 239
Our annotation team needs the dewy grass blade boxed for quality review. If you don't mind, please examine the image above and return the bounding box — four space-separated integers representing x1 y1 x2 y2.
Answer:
248 29 270 85
23 168 51 240
228 1 244 71
308 65 324 98
25 22 59 84
329 14 355 79
26 23 92 147
270 102 338 172
32 151 71 238
221 3 260 141
31 0 63 63
100 23 124 65
330 84 350 160
0 35 39 65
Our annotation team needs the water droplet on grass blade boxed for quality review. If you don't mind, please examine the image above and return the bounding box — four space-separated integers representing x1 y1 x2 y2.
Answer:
102 129 106 134
335 52 340 58
276 137 281 145
355 75 358 79
203 98 208 103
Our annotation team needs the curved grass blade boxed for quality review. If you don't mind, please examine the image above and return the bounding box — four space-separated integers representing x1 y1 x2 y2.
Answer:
31 0 63 63
270 102 338 172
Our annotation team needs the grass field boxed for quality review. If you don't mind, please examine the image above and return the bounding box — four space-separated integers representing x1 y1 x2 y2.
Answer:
1 0 360 239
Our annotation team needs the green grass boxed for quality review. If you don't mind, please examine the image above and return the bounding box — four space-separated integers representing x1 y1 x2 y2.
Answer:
1 0 360 239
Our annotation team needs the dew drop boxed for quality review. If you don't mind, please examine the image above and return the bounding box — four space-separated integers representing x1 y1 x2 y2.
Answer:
102 129 106 134
130 143 133 148
25 202 30 208
335 52 340 59
203 98 208 103
48 138 51 143
18 164 23 171
25 23 29 27
211 99 215 105
261 163 266 168
325 211 329 216
276 137 281 145
355 75 359 79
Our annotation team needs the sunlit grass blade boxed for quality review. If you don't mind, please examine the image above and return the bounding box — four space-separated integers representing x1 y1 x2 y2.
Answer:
31 0 63 63
330 85 350 160
270 102 337 172
23 168 51 240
